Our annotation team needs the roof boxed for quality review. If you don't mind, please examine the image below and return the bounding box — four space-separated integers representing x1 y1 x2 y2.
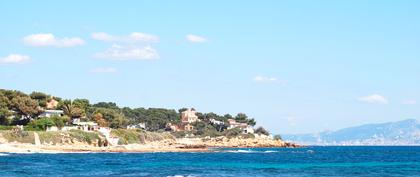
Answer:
43 110 64 114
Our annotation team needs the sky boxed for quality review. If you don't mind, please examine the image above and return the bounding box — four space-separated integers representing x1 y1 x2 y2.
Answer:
1 0 419 134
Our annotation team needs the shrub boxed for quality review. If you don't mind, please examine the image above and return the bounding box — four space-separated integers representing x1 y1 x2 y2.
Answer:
255 126 270 136
27 116 68 131
2 129 34 144
0 125 14 130
273 134 282 140
224 127 242 138
171 131 186 138
27 117 54 131
68 129 100 144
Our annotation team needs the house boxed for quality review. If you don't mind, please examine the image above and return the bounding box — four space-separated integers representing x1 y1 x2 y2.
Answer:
227 119 254 134
39 110 64 118
46 126 59 132
227 119 248 129
166 122 194 132
127 123 146 130
243 126 254 134
209 118 224 125
166 123 180 132
184 124 194 131
181 108 198 123
72 118 99 131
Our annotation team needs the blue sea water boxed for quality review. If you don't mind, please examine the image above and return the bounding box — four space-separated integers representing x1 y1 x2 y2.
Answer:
1 146 419 177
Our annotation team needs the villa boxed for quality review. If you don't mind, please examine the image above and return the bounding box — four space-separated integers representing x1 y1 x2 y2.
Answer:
227 119 254 134
181 108 198 123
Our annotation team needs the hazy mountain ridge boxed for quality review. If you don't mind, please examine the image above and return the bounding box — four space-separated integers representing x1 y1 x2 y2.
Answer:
284 119 420 145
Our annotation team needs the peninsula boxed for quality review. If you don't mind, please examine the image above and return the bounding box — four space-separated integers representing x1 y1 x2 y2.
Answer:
0 89 298 153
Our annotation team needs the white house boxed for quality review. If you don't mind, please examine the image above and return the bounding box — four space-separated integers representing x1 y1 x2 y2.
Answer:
209 118 224 125
39 110 64 118
227 119 254 134
72 118 99 131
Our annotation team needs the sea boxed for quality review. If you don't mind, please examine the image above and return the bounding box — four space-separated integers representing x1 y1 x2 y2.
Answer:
0 146 419 177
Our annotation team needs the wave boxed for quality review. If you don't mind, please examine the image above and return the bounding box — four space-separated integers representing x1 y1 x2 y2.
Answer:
0 153 9 156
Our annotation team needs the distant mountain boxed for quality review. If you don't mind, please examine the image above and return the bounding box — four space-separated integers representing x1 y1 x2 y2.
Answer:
283 119 420 145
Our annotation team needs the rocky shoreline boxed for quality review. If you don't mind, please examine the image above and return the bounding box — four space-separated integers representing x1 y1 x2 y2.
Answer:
0 136 299 153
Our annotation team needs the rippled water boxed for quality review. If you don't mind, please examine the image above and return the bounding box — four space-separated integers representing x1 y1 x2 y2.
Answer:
1 146 419 176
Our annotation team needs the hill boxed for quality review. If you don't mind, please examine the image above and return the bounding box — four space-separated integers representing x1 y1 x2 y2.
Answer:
283 119 420 145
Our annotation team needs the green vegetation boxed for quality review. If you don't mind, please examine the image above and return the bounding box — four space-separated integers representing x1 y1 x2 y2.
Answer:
26 116 68 131
1 129 35 144
0 88 274 139
111 129 175 145
67 130 101 144
255 126 270 136
273 134 282 140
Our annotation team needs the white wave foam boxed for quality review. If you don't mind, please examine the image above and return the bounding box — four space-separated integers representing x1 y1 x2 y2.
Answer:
264 150 278 153
0 153 9 156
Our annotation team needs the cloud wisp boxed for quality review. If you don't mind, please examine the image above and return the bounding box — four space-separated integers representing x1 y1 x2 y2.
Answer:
0 54 31 64
91 32 159 43
401 99 416 105
253 75 279 83
186 34 207 43
358 94 388 104
23 33 85 47
94 44 159 60
90 67 117 74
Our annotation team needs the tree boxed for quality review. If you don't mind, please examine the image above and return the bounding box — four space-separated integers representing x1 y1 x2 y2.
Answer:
73 99 90 111
247 118 256 126
273 134 282 140
29 91 49 108
0 93 10 125
92 112 109 127
255 126 270 136
93 108 128 128
30 117 55 130
93 102 119 109
235 113 248 122
178 108 188 113
11 96 40 119
59 100 84 119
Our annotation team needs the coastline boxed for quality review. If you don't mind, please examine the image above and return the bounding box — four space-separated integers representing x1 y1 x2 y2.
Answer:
0 137 299 153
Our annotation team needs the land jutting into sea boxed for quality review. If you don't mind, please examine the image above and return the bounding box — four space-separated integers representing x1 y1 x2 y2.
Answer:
0 88 298 153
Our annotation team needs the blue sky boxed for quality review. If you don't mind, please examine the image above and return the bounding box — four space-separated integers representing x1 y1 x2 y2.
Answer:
1 1 419 134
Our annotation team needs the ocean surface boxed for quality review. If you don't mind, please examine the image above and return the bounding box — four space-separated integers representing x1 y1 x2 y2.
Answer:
1 146 419 177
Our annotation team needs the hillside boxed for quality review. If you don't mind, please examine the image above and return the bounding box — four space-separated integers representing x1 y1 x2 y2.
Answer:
283 119 420 145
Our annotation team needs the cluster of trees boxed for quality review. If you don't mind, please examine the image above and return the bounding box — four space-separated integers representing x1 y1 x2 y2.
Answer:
0 89 259 133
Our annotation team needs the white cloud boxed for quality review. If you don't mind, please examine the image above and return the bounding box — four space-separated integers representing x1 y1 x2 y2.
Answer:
401 100 416 105
94 44 159 60
253 75 281 83
90 67 117 74
358 94 388 104
0 54 31 64
186 34 207 43
23 33 85 47
91 32 159 43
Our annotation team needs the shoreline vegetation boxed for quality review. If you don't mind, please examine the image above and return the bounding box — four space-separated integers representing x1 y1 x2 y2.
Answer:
0 88 299 153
